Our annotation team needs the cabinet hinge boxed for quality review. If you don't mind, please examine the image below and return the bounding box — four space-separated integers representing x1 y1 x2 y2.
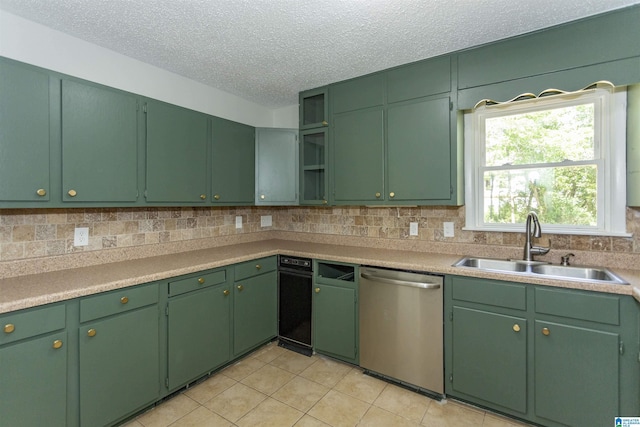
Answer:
449 311 453 321
165 304 169 316
143 103 148 113
449 374 453 382
449 101 453 111
619 341 625 355
165 378 169 388
450 186 453 196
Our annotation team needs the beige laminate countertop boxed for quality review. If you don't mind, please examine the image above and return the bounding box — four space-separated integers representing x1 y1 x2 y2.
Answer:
2 239 640 314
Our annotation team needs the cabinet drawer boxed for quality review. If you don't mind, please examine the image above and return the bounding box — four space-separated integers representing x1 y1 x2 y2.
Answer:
535 287 620 325
1 304 66 346
451 276 527 310
80 283 158 323
235 256 277 281
169 269 227 297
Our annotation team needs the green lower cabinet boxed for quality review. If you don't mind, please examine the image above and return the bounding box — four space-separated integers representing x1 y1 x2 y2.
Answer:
233 269 277 357
534 320 619 427
0 331 68 426
451 307 527 414
79 305 160 427
167 283 231 391
313 283 358 363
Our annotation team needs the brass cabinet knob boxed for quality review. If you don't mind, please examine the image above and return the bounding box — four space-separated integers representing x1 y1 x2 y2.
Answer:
237 284 244 292
389 192 395 198
200 194 206 200
542 327 550 336
223 289 230 296
87 329 97 337
120 296 129 304
321 120 328 126
513 324 521 332
375 192 381 198
198 277 205 284
214 194 220 200
255 264 262 270
315 287 320 293
4 324 15 334
68 189 77 197
260 194 266 200
322 199 328 204
53 340 63 349
36 188 47 197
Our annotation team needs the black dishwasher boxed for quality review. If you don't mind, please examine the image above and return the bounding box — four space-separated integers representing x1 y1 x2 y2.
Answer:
278 255 313 355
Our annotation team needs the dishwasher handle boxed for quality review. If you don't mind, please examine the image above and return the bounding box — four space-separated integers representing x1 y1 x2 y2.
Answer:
361 271 441 289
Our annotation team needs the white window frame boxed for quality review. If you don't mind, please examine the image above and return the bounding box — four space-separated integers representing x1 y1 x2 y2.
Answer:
464 87 629 236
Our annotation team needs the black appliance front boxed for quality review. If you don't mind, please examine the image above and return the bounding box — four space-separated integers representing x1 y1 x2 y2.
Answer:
278 255 313 355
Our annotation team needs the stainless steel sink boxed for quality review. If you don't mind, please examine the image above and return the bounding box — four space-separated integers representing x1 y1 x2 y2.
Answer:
453 256 628 285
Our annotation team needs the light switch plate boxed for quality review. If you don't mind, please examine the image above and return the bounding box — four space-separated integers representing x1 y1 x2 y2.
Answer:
443 222 455 238
261 215 272 227
235 216 242 229
409 222 419 236
74 227 89 246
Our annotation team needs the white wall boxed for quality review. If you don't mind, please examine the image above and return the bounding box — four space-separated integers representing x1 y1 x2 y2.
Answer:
0 10 299 128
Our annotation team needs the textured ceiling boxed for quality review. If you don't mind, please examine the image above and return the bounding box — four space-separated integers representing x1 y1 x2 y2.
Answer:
1 0 639 108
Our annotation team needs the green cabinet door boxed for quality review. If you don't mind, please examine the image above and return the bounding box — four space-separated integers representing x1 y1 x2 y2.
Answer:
452 306 527 414
79 305 160 427
61 79 138 203
300 128 329 205
0 59 51 203
233 270 277 356
0 332 67 427
332 108 385 204
167 283 231 391
313 284 357 363
255 128 299 205
300 87 329 130
534 320 619 427
211 117 255 205
145 99 208 203
387 96 451 202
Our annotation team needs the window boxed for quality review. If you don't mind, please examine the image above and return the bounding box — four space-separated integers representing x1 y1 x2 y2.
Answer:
464 85 628 236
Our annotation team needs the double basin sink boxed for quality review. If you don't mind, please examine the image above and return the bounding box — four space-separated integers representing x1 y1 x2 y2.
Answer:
453 257 628 285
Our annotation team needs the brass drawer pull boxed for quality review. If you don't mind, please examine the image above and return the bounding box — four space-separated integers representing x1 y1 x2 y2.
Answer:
255 264 262 270
389 192 395 198
223 289 230 296
375 192 381 199
87 329 97 337
513 324 521 333
198 277 205 284
214 194 220 200
53 340 63 349
200 194 206 200
68 189 77 197
36 188 47 196
315 287 320 293
4 324 15 334
237 284 244 292
542 327 550 336
120 296 129 304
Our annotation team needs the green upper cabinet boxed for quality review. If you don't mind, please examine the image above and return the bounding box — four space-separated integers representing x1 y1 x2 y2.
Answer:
145 99 209 203
0 58 51 204
300 86 329 130
387 56 451 103
255 128 299 205
332 73 385 114
61 79 139 203
300 128 329 205
332 107 385 203
211 117 255 205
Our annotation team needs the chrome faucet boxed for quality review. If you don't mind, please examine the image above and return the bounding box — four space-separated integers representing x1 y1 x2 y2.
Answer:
523 212 550 262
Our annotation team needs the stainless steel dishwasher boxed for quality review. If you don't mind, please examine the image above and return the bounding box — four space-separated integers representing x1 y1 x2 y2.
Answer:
359 266 443 396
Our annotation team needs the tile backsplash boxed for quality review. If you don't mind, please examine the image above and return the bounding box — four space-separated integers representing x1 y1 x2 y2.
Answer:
1 206 639 263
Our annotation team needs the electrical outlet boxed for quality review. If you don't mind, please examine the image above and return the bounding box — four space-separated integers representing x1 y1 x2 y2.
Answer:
443 222 455 238
260 215 272 227
235 216 242 229
409 222 419 236
74 227 89 246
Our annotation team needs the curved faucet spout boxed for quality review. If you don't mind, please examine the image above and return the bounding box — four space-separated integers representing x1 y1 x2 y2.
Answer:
524 212 549 261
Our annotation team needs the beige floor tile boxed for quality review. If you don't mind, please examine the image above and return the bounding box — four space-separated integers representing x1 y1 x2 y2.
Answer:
307 389 370 427
137 394 200 427
299 356 352 388
358 406 421 427
204 382 267 422
235 397 304 427
183 374 237 404
421 399 485 427
294 414 332 426
241 363 296 395
333 369 386 403
270 349 317 374
251 341 288 363
168 406 232 427
373 383 432 423
120 419 145 427
483 413 533 426
221 356 266 381
272 375 330 412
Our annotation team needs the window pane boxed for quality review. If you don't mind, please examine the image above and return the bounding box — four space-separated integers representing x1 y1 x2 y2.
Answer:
485 104 595 167
483 165 597 226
